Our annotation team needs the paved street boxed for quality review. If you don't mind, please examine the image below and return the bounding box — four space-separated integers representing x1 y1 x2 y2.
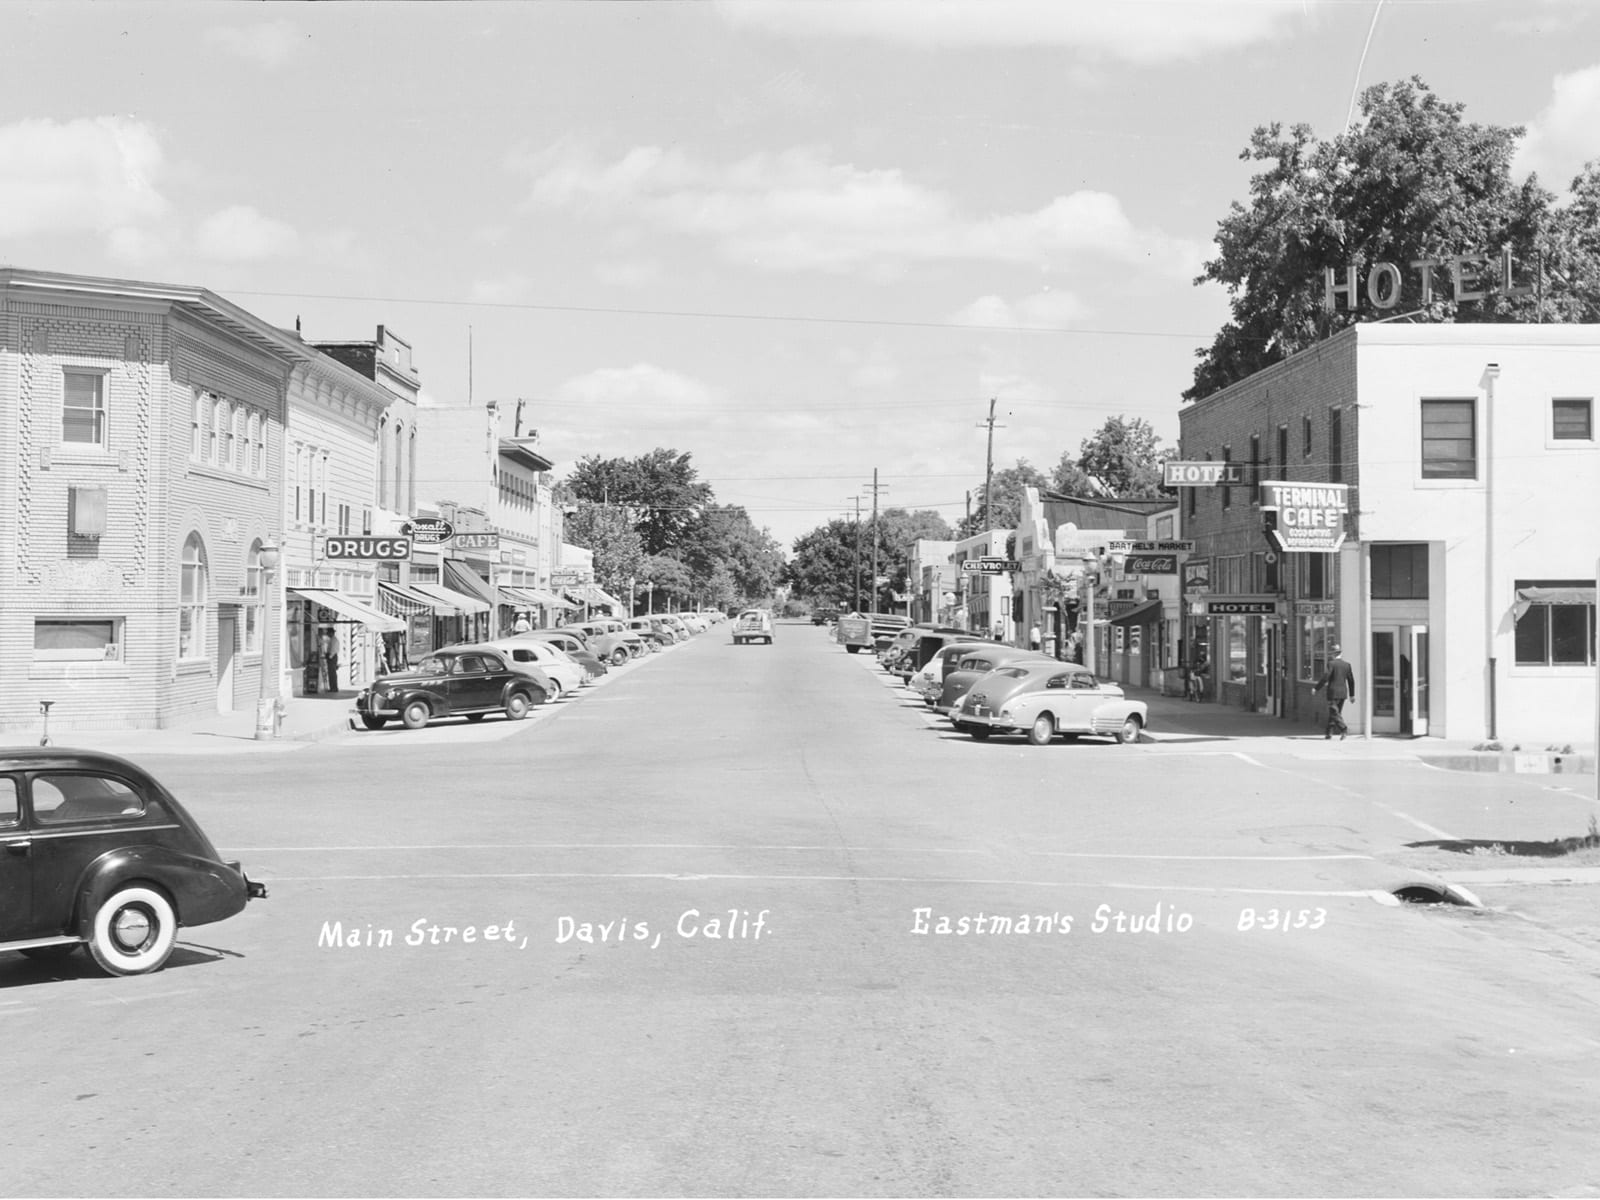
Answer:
7 623 1600 1197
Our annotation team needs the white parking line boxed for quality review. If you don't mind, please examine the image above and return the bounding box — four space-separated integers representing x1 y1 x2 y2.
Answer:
233 842 995 854
1026 851 1374 862
87 989 197 1006
265 868 1395 901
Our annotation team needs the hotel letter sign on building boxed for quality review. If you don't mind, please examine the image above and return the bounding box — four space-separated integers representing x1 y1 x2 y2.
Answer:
1259 482 1349 553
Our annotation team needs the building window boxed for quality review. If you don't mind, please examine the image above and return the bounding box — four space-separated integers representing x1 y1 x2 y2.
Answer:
191 391 205 459
1329 407 1343 483
1221 446 1232 509
1514 580 1596 667
1301 553 1336 600
62 371 107 446
67 485 107 559
210 396 226 465
319 454 330 527
1421 398 1476 479
1302 414 1313 460
1370 544 1429 599
178 532 208 661
1553 397 1593 441
338 503 352 536
1276 424 1289 481
34 619 121 662
243 540 263 654
1298 614 1336 682
1249 433 1261 502
249 411 264 475
1224 615 1248 682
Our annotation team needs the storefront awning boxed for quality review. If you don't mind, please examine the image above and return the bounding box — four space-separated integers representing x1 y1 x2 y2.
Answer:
589 586 624 609
503 586 576 610
1106 599 1164 627
410 583 491 616
291 588 406 633
379 582 455 616
1514 585 1596 619
445 560 498 607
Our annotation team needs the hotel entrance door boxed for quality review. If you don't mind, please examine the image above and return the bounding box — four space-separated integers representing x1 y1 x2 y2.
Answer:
1372 625 1429 736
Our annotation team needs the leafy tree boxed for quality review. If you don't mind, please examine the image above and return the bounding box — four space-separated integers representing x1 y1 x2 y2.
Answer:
1076 415 1172 497
638 552 694 612
786 519 864 610
1541 159 1600 321
562 502 644 598
956 460 1049 539
1051 453 1099 496
565 449 713 555
684 505 784 605
1187 77 1575 401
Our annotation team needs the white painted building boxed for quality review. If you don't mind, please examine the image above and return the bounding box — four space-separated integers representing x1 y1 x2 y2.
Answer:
1180 322 1599 744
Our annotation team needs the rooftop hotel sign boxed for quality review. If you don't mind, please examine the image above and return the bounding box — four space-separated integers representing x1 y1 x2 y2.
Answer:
1324 248 1535 313
1259 482 1349 553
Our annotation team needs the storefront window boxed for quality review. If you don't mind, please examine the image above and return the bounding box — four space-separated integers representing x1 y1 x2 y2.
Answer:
178 532 207 660
1225 616 1248 682
1299 615 1335 682
1514 581 1596 666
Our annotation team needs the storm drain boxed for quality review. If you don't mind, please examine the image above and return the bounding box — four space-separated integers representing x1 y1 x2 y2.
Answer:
1392 881 1482 908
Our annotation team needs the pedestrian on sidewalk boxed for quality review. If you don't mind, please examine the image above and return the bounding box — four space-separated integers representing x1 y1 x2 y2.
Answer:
1315 645 1356 739
1029 622 1042 652
1186 652 1209 701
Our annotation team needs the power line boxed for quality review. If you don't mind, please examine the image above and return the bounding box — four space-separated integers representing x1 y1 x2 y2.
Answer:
224 285 1213 341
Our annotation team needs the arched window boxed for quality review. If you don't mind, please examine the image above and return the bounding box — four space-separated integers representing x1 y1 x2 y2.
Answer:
378 416 391 509
393 421 406 513
178 532 208 660
243 540 263 653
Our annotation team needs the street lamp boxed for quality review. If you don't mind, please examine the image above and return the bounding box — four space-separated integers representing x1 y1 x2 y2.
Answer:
255 539 282 740
642 581 655 615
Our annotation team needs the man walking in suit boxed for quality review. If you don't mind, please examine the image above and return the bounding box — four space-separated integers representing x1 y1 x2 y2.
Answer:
1315 645 1357 740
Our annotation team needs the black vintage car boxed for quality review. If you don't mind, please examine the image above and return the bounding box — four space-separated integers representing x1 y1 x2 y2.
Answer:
355 646 551 730
0 749 266 976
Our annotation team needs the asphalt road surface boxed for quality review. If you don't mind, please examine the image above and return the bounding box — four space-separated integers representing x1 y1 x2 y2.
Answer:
7 623 1600 1197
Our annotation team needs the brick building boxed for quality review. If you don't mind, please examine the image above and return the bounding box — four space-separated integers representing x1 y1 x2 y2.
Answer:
0 269 296 734
1179 323 1598 742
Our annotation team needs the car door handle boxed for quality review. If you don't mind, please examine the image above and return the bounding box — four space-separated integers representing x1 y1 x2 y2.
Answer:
3 839 32 853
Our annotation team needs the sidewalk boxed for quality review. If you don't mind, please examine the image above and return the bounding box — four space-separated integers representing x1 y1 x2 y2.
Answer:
25 694 360 757
1123 684 1596 775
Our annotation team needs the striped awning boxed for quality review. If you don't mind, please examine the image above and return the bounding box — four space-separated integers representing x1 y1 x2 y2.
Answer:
410 583 491 616
290 588 405 633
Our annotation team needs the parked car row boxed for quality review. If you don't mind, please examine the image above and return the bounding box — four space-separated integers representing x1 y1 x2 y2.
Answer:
844 621 1150 747
354 612 726 732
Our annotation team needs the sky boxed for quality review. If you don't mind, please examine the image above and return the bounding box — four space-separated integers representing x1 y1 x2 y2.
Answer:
4 0 1598 554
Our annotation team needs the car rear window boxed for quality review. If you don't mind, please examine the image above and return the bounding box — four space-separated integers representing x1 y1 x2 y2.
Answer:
994 667 1031 679
31 773 145 825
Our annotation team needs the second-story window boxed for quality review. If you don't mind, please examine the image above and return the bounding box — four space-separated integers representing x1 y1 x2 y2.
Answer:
63 371 107 446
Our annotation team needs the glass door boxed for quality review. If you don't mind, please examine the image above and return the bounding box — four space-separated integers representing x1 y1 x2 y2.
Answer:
1371 629 1398 734
1406 626 1429 737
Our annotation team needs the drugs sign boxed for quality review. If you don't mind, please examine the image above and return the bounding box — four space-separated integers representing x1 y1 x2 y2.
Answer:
323 536 412 561
1259 482 1349 552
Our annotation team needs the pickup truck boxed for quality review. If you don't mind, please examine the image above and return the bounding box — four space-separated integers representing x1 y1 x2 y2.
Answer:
834 612 909 654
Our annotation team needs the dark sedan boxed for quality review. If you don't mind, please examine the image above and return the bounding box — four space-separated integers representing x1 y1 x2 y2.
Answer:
355 646 551 730
1 749 266 976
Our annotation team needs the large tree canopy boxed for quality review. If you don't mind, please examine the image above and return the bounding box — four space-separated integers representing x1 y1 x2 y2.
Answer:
1186 77 1592 401
786 507 953 612
564 448 713 555
561 502 644 598
955 460 1049 539
1076 415 1172 498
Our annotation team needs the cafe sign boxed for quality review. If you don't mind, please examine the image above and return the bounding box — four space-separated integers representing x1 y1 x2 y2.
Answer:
1259 481 1349 553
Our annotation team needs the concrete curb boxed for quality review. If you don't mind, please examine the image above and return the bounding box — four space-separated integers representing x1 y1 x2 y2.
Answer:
1437 866 1600 887
1418 752 1595 775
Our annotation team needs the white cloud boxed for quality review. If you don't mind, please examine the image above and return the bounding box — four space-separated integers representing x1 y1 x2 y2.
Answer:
514 143 1201 277
716 0 1307 64
949 290 1090 329
203 21 302 68
0 116 166 238
469 275 532 304
194 205 300 261
1515 63 1600 189
594 259 663 288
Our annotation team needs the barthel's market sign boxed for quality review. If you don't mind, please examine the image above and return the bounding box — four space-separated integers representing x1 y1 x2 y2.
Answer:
1259 482 1349 552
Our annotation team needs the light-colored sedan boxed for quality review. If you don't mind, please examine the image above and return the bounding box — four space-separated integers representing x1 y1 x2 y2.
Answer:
482 638 587 697
955 661 1147 746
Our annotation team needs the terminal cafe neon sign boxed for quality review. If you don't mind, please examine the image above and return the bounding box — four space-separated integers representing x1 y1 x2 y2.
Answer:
1324 247 1535 313
1259 482 1349 553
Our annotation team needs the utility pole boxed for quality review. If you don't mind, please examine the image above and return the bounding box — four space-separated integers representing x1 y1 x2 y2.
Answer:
864 470 888 616
978 397 1005 530
846 496 863 612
